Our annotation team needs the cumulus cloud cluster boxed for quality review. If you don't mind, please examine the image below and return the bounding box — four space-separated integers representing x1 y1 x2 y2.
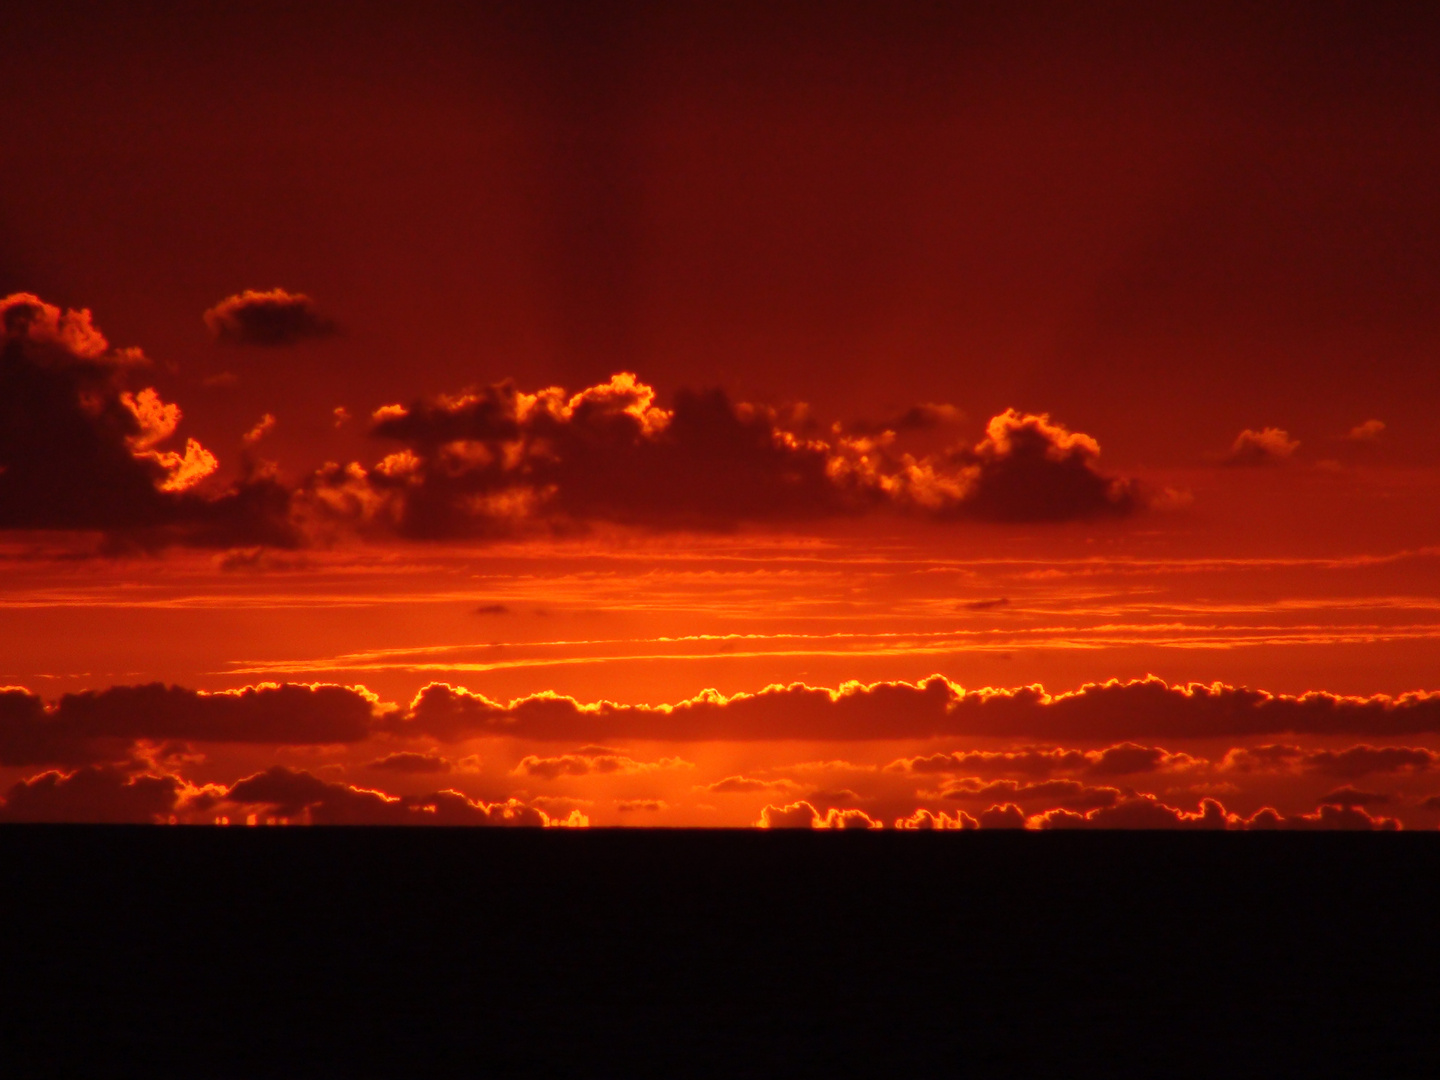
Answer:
0 293 295 545
397 675 1440 743
0 762 581 826
1 675 1433 827
9 676 1440 776
3 293 1154 547
302 373 1144 538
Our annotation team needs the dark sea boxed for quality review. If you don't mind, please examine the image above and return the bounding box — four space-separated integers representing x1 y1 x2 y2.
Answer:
2 828 1434 1078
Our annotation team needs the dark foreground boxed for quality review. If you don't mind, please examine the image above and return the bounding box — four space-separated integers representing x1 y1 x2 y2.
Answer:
1 828 1436 1078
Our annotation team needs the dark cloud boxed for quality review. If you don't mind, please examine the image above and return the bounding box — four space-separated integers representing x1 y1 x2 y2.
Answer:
513 750 689 780
977 803 1028 829
224 765 550 826
941 778 1124 812
755 801 881 829
366 751 452 774
889 743 1196 778
306 374 1145 538
931 409 1142 523
0 682 383 767
1035 795 1231 830
0 764 187 823
203 288 337 347
399 675 1440 743
960 597 1009 611
1220 743 1439 778
1221 427 1299 466
1316 786 1393 809
1243 804 1400 831
0 293 297 546
472 604 512 616
847 402 964 436
615 799 665 812
894 808 978 829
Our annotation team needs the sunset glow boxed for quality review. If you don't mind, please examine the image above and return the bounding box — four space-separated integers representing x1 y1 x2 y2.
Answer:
5 2 1440 831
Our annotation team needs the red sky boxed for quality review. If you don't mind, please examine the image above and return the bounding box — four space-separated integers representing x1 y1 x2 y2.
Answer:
3 0 1439 828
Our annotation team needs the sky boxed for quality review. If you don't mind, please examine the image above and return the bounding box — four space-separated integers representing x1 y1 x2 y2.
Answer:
2 0 1440 828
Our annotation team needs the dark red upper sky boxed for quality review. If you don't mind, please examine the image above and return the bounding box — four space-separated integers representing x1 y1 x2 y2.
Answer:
5 0 1439 475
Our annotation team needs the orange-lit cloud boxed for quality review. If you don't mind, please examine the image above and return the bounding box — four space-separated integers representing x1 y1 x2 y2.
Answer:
301 373 1144 539
755 801 881 829
1222 427 1299 466
398 675 1440 743
0 293 295 547
203 289 337 347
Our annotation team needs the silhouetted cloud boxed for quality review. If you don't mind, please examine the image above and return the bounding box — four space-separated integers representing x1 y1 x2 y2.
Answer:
224 765 555 826
1222 427 1298 466
304 374 1146 538
1219 743 1438 778
941 778 1124 812
889 743 1197 778
977 803 1028 829
1316 786 1393 809
0 682 383 766
894 808 977 829
398 675 1440 743
203 289 336 346
0 293 296 546
755 800 881 829
0 764 188 823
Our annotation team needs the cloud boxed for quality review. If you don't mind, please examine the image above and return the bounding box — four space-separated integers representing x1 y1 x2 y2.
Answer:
616 799 666 812
925 409 1142 523
366 751 452 774
224 765 558 826
1222 427 1299 466
1346 419 1385 441
203 289 337 347
941 778 1124 812
847 402 964 435
977 803 1028 829
1029 795 1399 830
960 597 1009 611
889 743 1197 778
1243 804 1400 831
0 682 384 767
1219 744 1438 778
472 604 512 616
755 801 882 829
1316 786 1393 809
894 808 977 829
705 775 804 795
0 293 296 546
1034 795 1232 830
242 414 276 447
303 373 1145 539
513 751 691 780
0 764 192 823
399 675 1440 743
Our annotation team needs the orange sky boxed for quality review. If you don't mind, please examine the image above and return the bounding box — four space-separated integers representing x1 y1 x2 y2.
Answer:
3 1 1439 828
